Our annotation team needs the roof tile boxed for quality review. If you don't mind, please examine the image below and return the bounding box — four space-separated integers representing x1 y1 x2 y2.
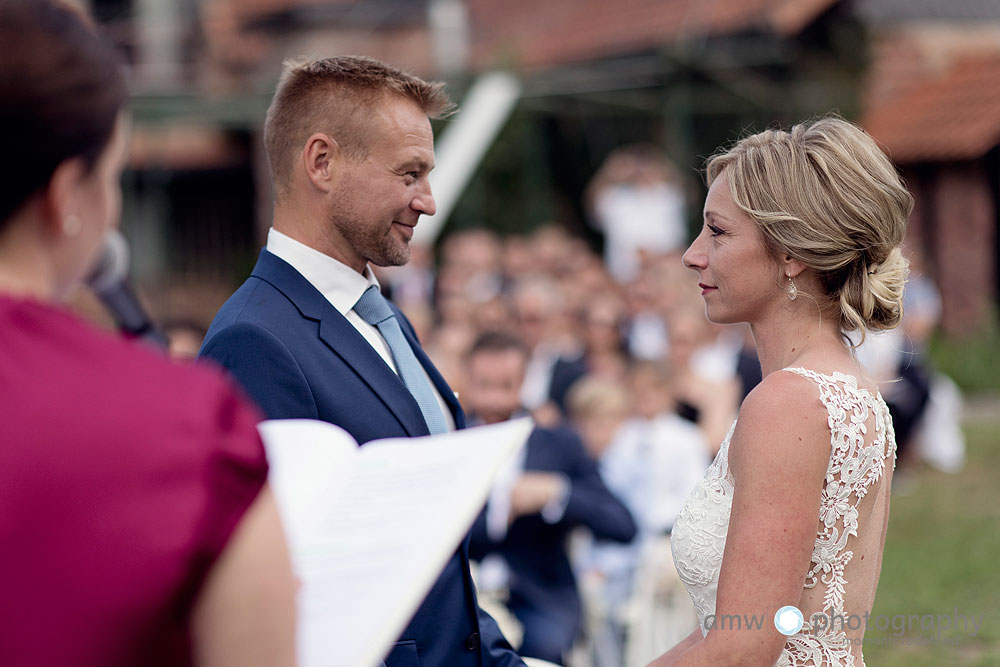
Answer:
467 0 836 69
862 54 1000 163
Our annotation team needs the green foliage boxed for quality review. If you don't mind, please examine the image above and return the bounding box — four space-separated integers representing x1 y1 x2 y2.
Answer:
444 108 556 237
864 417 1000 666
929 313 1000 394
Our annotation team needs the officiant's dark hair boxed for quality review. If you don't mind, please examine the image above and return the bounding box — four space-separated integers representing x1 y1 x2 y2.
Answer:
0 0 128 227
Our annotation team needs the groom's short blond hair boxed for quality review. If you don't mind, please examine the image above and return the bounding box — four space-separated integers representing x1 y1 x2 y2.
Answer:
263 55 455 198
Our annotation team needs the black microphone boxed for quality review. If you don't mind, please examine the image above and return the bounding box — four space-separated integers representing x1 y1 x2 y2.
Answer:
86 230 169 350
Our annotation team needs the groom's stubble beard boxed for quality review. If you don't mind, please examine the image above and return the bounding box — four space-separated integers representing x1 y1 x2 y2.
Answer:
326 203 412 270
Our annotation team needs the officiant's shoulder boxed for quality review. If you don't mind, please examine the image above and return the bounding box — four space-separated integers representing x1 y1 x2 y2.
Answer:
729 371 831 468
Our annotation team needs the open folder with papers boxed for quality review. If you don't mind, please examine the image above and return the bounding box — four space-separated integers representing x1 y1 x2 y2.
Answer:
258 417 534 667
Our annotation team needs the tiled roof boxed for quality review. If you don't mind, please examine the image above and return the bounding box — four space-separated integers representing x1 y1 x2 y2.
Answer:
467 0 837 69
862 53 1000 163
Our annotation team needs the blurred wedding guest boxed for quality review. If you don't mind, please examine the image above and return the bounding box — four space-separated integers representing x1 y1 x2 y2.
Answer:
733 324 763 401
566 377 642 667
476 293 514 333
465 331 636 666
164 318 209 362
854 255 963 474
378 242 435 309
423 318 477 398
619 362 707 665
624 362 710 537
881 250 937 458
585 144 688 283
901 255 964 472
624 268 669 361
433 228 504 337
532 223 579 278
500 235 535 289
666 306 741 453
556 245 617 320
440 228 504 305
0 2 295 666
646 251 698 319
855 326 928 458
549 292 631 416
511 276 567 427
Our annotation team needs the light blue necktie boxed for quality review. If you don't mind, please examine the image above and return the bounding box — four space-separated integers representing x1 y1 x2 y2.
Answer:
353 285 449 435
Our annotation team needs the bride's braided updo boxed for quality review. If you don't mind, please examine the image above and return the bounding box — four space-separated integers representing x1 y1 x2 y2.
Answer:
705 116 912 339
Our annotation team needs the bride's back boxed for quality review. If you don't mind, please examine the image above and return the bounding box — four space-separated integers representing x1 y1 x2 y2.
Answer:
785 367 896 664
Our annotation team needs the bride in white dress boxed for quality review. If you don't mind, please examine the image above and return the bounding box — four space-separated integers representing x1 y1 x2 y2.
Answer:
650 117 912 667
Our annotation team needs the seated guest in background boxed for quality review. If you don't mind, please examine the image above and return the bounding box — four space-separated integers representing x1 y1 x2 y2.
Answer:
620 362 708 664
623 361 710 537
549 292 631 416
734 324 763 401
666 307 741 454
510 275 568 428
464 331 637 666
565 377 644 667
896 253 964 473
164 318 209 362
0 2 295 665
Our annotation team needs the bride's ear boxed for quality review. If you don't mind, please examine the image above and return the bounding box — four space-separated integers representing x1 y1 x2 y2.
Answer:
781 254 806 279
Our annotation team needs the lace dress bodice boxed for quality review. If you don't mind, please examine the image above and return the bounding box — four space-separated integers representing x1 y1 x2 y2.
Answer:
671 368 896 667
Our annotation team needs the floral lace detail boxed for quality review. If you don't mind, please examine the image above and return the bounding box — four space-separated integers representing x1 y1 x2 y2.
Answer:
670 420 737 627
671 367 897 667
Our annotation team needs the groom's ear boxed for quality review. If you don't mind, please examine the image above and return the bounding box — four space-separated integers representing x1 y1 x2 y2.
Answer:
302 132 344 193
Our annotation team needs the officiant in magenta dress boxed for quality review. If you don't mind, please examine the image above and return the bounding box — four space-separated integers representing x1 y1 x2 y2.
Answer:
650 116 911 667
0 2 295 665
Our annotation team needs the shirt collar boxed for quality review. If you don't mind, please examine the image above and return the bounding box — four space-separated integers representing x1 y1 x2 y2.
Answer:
266 227 380 315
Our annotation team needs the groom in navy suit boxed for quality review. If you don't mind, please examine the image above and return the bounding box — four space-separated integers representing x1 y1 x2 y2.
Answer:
200 56 524 667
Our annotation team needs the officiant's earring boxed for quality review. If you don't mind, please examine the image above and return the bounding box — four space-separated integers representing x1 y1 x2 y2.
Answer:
786 275 798 301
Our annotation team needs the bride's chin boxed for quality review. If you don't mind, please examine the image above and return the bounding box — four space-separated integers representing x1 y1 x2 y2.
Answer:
704 309 736 326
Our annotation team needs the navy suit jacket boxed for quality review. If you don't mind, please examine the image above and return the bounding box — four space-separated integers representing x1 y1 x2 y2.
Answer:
200 250 523 667
469 426 637 639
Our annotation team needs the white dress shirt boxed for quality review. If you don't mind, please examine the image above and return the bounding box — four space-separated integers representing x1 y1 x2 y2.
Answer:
266 228 455 431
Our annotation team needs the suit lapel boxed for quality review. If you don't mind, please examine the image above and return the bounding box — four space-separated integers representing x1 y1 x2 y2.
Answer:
251 250 429 437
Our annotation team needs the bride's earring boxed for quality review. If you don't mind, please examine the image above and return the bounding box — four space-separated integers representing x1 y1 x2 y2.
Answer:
786 275 798 301
62 214 81 238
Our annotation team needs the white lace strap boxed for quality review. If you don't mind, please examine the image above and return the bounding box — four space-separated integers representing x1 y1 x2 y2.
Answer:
780 367 835 414
781 366 823 383
780 367 866 420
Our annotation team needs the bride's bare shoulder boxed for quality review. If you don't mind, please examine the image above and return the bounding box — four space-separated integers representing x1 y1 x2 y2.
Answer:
728 371 831 476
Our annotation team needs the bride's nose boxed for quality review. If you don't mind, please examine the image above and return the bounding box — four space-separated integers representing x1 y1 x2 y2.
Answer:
683 232 707 271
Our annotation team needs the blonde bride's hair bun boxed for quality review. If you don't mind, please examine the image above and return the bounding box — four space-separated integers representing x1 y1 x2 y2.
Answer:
705 115 912 341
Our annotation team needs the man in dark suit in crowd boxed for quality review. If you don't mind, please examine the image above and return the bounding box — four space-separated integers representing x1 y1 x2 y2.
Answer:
200 56 523 667
464 331 638 665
